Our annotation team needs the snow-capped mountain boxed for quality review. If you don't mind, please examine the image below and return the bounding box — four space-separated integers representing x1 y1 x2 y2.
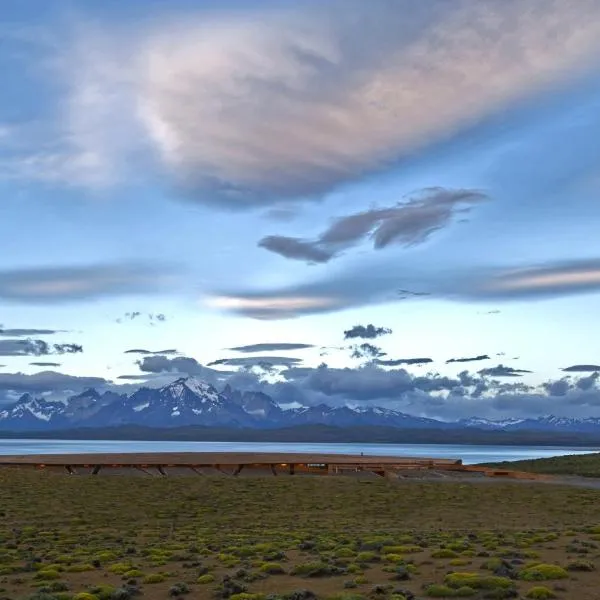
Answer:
1 376 600 433
92 378 251 428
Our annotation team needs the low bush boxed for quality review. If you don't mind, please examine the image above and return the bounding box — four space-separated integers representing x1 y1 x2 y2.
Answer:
525 587 555 599
518 564 568 581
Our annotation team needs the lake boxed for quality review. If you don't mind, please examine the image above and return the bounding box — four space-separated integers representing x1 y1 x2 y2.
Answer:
0 440 596 464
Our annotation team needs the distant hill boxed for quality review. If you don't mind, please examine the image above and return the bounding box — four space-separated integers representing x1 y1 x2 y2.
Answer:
1 423 600 446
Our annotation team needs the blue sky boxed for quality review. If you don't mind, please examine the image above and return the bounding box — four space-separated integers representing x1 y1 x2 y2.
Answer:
2 0 600 420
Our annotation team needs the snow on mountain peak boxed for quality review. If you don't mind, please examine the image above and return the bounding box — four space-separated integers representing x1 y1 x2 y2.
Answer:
160 376 221 404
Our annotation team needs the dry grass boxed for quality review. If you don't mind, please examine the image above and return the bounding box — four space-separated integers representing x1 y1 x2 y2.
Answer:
1 469 600 600
482 452 600 478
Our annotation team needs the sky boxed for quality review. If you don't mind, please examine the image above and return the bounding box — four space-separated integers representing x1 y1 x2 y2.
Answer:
2 0 600 421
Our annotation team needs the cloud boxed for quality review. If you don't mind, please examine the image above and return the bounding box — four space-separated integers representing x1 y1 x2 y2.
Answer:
576 372 600 390
259 236 333 264
260 188 487 263
0 263 178 303
350 343 386 360
210 257 600 320
344 324 392 340
0 339 82 357
12 0 600 205
53 343 83 354
227 343 314 353
29 362 62 367
0 328 62 336
374 357 433 366
459 259 600 301
297 364 461 402
446 354 490 364
137 355 219 378
207 356 303 368
0 371 108 393
562 364 600 372
116 312 168 324
124 348 178 355
478 364 533 377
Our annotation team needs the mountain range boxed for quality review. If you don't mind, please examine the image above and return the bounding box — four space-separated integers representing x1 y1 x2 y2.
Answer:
1 376 600 434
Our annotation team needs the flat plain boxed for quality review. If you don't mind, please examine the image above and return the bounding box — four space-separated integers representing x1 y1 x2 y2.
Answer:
2 463 600 600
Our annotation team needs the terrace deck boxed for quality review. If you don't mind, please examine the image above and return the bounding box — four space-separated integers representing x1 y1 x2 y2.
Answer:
0 451 555 480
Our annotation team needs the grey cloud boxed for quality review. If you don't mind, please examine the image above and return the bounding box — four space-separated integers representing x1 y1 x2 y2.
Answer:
29 362 62 367
137 355 208 377
0 339 82 357
211 257 600 320
446 354 490 364
543 378 571 397
96 0 600 207
374 357 433 366
350 343 386 359
0 371 108 392
53 343 82 354
117 373 167 381
0 328 62 336
562 364 600 372
207 356 303 368
455 259 600 302
124 348 178 355
258 236 333 264
228 343 314 353
301 364 461 402
0 263 178 303
478 364 533 377
260 188 486 263
344 324 392 339
116 312 169 324
0 339 51 357
576 372 600 390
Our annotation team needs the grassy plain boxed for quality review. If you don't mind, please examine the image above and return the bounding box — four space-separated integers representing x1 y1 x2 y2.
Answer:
1 468 600 600
482 452 600 478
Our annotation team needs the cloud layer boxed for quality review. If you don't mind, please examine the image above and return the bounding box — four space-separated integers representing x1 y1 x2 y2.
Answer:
209 257 600 319
12 0 600 204
0 339 83 357
0 264 178 303
260 188 487 263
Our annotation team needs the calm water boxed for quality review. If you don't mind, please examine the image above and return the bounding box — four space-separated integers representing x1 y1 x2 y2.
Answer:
0 440 596 464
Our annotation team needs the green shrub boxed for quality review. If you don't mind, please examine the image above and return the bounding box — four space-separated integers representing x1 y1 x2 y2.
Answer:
432 550 459 559
454 588 477 598
567 559 594 572
65 564 95 573
525 587 555 599
425 584 456 597
88 585 115 600
383 554 404 563
229 594 265 600
197 574 214 584
292 562 342 577
481 559 503 571
519 564 569 581
122 570 143 578
354 576 368 585
35 569 61 581
356 552 379 563
444 573 513 590
260 563 285 574
168 583 190 597
73 594 99 600
142 574 166 584
108 563 134 575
